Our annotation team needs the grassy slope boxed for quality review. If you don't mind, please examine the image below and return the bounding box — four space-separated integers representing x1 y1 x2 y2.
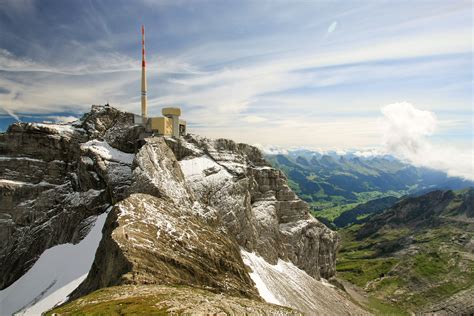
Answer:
336 192 474 314
46 285 300 315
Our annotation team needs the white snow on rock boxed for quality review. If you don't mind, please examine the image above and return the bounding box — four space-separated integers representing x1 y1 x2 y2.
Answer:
179 156 234 213
0 156 44 163
179 156 232 183
33 123 83 139
35 123 77 132
0 210 110 316
0 179 28 186
180 135 249 174
81 140 134 165
241 249 366 315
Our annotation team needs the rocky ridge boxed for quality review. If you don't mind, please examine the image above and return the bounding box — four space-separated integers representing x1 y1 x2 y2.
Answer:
0 105 141 289
0 105 365 314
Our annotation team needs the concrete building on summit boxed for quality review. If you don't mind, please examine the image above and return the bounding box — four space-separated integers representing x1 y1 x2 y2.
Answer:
136 25 186 137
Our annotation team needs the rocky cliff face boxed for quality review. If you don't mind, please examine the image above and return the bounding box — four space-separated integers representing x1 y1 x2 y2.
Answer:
0 105 363 315
165 135 339 279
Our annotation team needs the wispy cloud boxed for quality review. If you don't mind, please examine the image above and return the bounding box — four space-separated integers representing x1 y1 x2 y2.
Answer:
0 0 471 176
3 108 20 121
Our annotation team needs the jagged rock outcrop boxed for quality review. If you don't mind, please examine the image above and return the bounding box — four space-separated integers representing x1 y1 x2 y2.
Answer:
80 105 144 153
128 137 195 208
0 105 136 289
71 193 259 300
167 135 339 279
0 105 356 315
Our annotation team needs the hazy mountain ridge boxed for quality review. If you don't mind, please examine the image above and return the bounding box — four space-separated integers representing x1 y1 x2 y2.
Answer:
265 150 473 226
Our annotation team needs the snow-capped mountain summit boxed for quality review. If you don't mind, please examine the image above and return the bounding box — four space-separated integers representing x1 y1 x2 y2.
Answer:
0 105 367 315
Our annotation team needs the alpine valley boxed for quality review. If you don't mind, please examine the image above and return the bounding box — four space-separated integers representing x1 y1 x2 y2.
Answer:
266 150 474 314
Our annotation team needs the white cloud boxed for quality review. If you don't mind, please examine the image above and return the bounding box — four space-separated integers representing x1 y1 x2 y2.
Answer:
380 102 473 180
353 148 387 158
0 1 471 156
46 116 79 123
253 144 288 155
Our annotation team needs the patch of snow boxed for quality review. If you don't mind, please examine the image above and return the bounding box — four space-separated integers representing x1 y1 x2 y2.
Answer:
0 156 44 163
81 156 94 166
180 156 220 177
179 156 234 213
242 252 281 305
254 165 273 170
240 249 360 314
0 179 57 188
34 123 78 136
0 179 28 186
181 136 249 174
0 209 110 316
179 156 232 185
81 140 134 165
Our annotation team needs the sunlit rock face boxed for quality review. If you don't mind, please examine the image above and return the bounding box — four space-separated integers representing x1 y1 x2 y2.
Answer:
169 134 339 280
71 193 260 301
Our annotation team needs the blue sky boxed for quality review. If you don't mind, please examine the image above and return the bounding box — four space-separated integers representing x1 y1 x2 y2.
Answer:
0 0 472 177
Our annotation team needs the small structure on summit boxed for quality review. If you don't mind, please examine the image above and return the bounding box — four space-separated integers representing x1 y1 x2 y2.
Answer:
135 25 186 137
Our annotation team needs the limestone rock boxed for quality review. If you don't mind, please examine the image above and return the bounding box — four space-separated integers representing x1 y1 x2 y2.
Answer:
71 193 260 301
0 105 135 289
173 134 339 279
79 104 143 153
128 137 194 208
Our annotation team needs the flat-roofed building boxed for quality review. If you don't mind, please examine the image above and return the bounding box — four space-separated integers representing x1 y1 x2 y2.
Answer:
135 107 186 137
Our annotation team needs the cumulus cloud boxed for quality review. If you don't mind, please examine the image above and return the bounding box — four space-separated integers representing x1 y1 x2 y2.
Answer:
253 144 288 155
381 102 473 180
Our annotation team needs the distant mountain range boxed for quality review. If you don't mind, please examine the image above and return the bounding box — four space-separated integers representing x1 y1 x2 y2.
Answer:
265 150 473 226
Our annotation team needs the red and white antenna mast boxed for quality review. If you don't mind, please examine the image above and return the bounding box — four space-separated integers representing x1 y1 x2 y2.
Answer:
141 25 147 124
